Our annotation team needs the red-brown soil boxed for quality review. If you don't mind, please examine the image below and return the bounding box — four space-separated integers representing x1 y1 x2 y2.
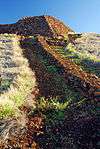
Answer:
17 36 99 149
22 36 100 99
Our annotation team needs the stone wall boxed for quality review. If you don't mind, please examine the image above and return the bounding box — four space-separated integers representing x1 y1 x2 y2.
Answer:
0 16 73 37
45 16 73 37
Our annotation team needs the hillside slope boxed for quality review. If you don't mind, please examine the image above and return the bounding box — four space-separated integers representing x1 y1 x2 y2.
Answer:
0 16 99 149
0 16 73 37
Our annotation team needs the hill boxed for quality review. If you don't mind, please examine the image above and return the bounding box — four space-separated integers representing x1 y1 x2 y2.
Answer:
0 16 99 149
0 16 73 37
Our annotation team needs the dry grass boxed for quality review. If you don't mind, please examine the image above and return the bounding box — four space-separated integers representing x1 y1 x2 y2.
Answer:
0 34 38 145
0 34 37 118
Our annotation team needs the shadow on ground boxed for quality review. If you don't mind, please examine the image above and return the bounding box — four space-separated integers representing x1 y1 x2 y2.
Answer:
19 38 99 149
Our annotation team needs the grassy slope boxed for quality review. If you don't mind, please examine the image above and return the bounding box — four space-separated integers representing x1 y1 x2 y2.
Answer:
54 42 100 77
0 34 36 118
0 34 99 148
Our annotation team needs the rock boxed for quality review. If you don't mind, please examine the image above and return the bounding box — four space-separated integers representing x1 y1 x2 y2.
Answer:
0 16 73 37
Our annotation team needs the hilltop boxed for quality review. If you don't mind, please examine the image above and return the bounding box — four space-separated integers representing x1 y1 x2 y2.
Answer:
0 15 73 36
0 16 99 149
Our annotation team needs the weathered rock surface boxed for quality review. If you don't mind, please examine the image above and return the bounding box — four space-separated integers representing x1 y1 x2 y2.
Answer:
0 16 73 37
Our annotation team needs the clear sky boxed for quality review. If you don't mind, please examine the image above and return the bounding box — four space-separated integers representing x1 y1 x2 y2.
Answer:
0 0 100 33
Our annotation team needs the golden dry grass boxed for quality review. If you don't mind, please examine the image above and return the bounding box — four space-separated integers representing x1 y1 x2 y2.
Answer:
0 34 37 118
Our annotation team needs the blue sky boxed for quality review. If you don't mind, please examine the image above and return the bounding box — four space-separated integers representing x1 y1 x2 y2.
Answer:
0 0 100 33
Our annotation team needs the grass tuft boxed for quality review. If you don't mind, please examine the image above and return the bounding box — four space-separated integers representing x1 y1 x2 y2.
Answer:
0 34 37 118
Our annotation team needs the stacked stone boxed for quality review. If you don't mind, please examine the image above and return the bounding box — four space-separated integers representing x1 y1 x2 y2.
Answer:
0 16 73 37
45 16 74 37
46 37 67 46
13 16 53 36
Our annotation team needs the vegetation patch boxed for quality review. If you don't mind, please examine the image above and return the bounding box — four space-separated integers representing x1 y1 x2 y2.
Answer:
0 34 36 118
54 43 100 77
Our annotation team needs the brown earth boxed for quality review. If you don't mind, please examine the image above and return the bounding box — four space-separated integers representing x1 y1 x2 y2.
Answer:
0 34 99 148
19 36 99 149
23 35 100 99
